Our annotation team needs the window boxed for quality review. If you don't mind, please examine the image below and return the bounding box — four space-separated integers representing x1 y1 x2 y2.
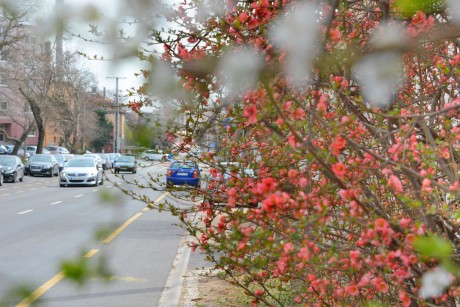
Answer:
28 129 36 137
0 75 7 86
0 133 4 142
0 101 7 111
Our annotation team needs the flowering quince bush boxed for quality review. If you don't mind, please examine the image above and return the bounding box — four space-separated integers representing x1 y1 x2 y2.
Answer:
146 0 460 305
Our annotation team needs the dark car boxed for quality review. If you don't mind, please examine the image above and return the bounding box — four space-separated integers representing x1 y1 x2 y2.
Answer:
0 155 24 182
24 154 59 177
113 155 137 174
166 160 200 188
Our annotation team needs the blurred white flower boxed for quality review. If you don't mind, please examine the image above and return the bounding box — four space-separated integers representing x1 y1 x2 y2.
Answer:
217 47 263 96
269 2 321 88
195 0 226 23
419 266 455 299
352 51 403 109
447 0 460 24
150 61 186 102
371 23 407 49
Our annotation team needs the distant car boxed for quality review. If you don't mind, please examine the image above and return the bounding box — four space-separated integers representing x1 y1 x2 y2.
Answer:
0 145 7 155
141 150 167 161
113 155 137 174
53 154 66 172
59 157 103 187
108 153 121 168
26 146 51 156
166 160 200 188
98 153 111 170
82 153 104 168
5 145 29 158
46 146 70 155
24 154 59 177
0 155 24 182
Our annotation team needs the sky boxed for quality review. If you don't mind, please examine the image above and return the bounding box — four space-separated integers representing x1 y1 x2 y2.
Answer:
39 0 154 97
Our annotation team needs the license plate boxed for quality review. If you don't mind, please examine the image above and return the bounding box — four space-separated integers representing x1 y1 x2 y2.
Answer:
177 172 188 176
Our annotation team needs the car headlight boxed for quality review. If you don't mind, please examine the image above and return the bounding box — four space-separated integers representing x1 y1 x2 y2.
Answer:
88 172 96 177
43 165 51 169
60 172 67 177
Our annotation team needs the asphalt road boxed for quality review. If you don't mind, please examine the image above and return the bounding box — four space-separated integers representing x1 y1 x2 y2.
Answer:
0 161 190 307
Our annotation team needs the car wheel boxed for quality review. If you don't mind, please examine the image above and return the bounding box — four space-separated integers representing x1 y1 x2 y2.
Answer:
0 175 3 186
99 175 104 186
19 173 23 182
59 183 65 187
48 171 53 177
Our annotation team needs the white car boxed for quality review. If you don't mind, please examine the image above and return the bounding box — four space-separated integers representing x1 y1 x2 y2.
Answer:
59 158 103 187
141 150 167 161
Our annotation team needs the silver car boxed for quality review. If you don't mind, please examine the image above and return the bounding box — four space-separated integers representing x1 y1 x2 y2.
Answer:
59 158 103 187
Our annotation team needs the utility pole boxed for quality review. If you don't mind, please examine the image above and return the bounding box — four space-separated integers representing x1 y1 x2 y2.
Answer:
107 77 126 153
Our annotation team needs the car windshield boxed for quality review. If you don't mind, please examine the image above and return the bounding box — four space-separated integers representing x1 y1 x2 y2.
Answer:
171 161 196 169
0 157 15 166
117 156 134 162
66 159 95 167
30 155 51 162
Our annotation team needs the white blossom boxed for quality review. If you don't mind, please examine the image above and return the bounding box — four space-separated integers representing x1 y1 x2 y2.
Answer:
352 51 403 109
371 23 407 49
217 47 263 96
419 267 455 299
447 0 460 24
269 2 321 88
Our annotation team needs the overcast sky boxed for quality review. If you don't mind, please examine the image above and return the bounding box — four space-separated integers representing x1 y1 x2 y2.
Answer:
39 0 152 95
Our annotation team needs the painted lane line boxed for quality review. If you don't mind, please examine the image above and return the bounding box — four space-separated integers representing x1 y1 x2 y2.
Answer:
1 193 10 196
146 192 169 209
92 189 99 192
51 201 62 205
102 212 143 244
74 194 83 198
17 191 25 193
84 249 99 258
16 272 65 307
16 249 100 306
17 210 33 215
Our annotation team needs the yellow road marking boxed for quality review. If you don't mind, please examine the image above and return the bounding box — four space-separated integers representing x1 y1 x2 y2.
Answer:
102 212 143 244
84 249 99 258
146 192 169 209
16 272 64 307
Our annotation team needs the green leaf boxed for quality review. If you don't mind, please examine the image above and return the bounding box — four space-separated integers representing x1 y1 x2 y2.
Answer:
414 235 453 260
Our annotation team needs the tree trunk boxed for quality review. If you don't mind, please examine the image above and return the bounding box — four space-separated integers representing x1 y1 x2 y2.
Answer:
19 87 46 153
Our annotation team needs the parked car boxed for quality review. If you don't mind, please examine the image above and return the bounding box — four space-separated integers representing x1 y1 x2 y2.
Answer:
26 146 51 156
46 146 70 155
0 164 3 186
0 155 24 182
141 149 167 161
59 157 103 187
203 162 257 207
98 153 111 170
5 145 29 158
0 145 8 155
113 155 137 174
24 154 59 177
166 160 201 188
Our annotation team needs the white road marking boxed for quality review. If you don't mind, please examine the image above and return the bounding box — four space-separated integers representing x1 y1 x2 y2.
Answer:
92 189 99 192
18 210 33 215
51 201 62 205
1 194 10 196
75 194 83 198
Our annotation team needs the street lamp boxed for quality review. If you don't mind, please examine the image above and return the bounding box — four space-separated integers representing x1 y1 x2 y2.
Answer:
107 76 126 153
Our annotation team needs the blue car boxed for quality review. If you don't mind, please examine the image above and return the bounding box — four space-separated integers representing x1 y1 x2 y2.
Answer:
166 161 201 187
